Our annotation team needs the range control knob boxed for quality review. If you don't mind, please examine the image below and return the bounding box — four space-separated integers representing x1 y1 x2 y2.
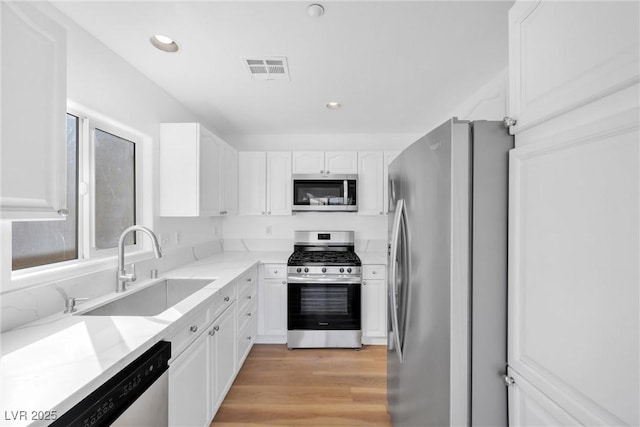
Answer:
304 267 309 273
296 267 302 273
347 267 352 273
322 267 327 273
339 267 345 273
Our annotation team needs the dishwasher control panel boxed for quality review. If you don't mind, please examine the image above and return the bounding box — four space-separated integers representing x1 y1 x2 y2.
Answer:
51 340 171 427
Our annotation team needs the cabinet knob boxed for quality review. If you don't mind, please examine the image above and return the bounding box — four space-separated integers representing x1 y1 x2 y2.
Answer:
224 296 230 302
214 325 220 331
247 278 252 282
268 211 271 215
326 170 330 174
57 208 70 217
209 329 216 336
246 312 252 317
503 116 517 128
262 211 266 215
246 336 252 340
247 295 252 300
274 270 278 274
379 211 383 215
320 170 324 174
363 281 367 286
372 271 377 275
281 280 286 285
190 325 198 333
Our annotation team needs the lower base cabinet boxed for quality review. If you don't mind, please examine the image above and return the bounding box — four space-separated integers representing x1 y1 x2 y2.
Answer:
209 303 237 416
168 330 210 427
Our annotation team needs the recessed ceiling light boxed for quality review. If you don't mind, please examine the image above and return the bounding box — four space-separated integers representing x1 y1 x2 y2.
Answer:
326 102 341 110
150 34 179 53
307 4 325 18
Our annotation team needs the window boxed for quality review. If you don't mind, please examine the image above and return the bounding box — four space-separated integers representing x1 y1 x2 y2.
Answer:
11 112 139 271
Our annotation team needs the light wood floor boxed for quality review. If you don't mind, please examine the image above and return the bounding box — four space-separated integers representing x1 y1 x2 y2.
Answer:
211 344 392 427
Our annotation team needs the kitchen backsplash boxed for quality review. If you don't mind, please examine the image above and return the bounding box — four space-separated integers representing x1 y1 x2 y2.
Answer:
0 240 223 333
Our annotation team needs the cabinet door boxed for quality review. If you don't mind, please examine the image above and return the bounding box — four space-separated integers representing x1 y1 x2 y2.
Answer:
1 1 67 220
261 278 288 336
325 152 358 174
357 152 384 215
169 331 210 427
238 152 267 215
266 152 292 215
199 128 221 216
508 114 639 426
210 304 237 413
292 152 324 174
219 142 238 215
383 151 400 214
507 0 639 134
362 279 387 339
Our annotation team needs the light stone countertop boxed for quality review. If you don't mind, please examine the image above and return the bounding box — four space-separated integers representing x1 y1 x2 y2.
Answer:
0 250 384 426
0 251 288 427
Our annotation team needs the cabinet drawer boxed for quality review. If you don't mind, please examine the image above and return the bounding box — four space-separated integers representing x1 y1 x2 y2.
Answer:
237 267 258 296
262 263 286 279
238 299 257 332
212 282 237 320
238 316 258 360
363 265 386 280
238 281 257 311
168 305 211 359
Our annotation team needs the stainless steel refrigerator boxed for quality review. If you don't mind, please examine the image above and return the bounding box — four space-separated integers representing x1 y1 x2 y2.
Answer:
387 118 513 427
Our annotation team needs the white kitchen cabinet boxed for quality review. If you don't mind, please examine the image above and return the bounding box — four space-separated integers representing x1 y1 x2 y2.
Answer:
267 152 292 215
169 329 210 427
383 151 400 214
208 303 237 416
362 265 387 344
238 152 266 215
1 1 68 220
357 152 384 215
292 151 357 175
238 152 291 215
507 0 639 134
160 123 220 216
506 1 640 425
257 264 287 343
219 142 238 216
237 267 258 365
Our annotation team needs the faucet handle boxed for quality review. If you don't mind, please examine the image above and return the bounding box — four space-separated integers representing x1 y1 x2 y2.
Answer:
64 297 88 314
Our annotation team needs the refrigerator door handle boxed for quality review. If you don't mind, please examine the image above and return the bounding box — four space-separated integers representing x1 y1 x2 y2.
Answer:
389 198 406 364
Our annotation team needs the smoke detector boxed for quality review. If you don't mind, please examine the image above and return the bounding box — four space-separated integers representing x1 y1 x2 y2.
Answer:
243 57 291 81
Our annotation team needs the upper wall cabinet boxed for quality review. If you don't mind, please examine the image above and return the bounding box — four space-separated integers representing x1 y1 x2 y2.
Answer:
1 1 68 220
160 123 237 217
357 152 384 216
292 152 357 175
507 0 640 134
238 152 291 216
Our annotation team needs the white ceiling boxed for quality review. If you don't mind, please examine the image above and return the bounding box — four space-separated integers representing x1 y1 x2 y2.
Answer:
51 1 513 138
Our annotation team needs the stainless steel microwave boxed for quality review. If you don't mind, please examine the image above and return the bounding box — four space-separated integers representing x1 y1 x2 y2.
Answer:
292 174 358 212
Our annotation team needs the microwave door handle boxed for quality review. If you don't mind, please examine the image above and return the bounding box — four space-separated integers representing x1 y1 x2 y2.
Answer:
344 180 348 203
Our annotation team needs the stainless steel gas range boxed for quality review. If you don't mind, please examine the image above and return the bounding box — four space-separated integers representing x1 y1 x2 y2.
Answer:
287 231 362 349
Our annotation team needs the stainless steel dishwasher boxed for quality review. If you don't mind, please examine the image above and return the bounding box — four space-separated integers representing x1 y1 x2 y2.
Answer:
51 341 171 427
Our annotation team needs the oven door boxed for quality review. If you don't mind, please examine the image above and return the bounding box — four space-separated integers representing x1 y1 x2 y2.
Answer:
287 281 361 330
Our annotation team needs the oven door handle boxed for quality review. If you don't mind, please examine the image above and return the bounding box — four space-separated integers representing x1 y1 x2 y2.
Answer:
287 276 362 284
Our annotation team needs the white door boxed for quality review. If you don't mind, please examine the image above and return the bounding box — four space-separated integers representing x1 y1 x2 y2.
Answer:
1 1 68 220
508 112 639 426
325 152 358 174
357 152 384 216
199 128 220 216
169 331 210 427
383 151 400 214
211 304 237 410
238 152 267 215
292 152 324 174
262 277 288 336
266 152 292 215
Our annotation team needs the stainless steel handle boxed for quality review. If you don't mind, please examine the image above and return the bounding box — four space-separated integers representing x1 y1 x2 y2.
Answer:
389 199 405 364
343 179 348 202
190 325 198 333
287 276 362 284
224 296 230 302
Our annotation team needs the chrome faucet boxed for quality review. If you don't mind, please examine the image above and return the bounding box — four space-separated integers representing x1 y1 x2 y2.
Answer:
117 225 162 293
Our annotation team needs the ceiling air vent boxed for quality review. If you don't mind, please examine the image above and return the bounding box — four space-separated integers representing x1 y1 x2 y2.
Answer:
243 57 290 81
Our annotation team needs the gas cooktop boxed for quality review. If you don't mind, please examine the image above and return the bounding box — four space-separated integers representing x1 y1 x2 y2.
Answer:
287 250 361 266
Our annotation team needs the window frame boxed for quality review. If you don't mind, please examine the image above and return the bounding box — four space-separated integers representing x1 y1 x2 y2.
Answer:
8 102 153 289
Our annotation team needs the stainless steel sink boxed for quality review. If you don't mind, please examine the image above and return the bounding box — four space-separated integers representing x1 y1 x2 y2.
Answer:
80 278 215 316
